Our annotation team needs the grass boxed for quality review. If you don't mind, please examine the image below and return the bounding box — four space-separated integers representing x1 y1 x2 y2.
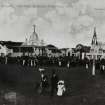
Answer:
0 64 105 105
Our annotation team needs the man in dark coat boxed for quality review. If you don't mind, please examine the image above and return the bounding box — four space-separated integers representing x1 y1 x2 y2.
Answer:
40 71 49 95
50 70 59 96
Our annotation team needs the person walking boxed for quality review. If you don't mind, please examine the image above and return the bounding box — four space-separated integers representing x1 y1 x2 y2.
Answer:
50 70 59 96
40 71 49 95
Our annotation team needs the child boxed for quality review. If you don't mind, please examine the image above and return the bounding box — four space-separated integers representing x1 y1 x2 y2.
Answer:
57 80 66 96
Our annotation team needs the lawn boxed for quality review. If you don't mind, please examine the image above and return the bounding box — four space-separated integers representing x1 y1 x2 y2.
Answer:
0 64 105 105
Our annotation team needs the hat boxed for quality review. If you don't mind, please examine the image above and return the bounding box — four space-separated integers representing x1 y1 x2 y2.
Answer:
58 80 64 85
39 68 45 72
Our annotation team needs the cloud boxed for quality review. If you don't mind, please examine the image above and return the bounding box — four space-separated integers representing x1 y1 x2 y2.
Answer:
0 7 15 24
72 15 94 31
7 0 56 6
86 0 105 9
0 0 105 48
76 0 105 10
31 0 96 47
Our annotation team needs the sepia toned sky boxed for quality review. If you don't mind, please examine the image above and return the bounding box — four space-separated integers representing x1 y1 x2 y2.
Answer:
0 0 105 48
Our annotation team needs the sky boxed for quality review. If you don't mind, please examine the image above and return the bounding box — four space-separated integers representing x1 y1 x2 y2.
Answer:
0 0 105 48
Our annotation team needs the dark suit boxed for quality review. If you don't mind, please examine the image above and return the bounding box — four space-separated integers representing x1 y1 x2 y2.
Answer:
51 73 59 96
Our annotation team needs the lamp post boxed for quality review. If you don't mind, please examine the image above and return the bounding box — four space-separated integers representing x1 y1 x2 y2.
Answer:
92 54 95 76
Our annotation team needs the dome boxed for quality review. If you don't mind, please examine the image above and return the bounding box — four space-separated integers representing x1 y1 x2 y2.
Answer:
28 25 39 45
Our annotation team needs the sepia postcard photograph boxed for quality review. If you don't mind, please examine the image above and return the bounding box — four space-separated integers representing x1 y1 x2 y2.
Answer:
0 0 105 105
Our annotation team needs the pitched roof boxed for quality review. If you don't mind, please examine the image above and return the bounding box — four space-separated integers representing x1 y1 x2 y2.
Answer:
0 41 22 48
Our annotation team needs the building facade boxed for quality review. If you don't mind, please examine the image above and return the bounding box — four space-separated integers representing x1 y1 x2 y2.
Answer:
0 43 13 57
7 25 62 57
86 28 105 60
11 25 46 57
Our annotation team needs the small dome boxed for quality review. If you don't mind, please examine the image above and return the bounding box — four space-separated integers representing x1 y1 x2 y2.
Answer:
29 32 39 43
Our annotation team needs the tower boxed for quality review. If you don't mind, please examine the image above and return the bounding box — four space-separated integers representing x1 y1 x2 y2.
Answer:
22 37 28 45
90 27 99 60
91 27 98 46
25 37 28 45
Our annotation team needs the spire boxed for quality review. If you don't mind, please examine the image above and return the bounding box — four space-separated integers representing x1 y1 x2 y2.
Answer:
25 37 28 45
33 24 36 33
22 37 28 45
91 27 98 45
94 27 96 37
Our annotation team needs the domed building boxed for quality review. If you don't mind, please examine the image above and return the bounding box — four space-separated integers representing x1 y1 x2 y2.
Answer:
11 25 46 57
22 25 41 46
28 26 39 45
2 25 62 57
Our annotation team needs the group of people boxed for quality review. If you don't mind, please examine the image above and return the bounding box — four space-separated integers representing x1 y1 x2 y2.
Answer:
0 55 90 68
38 68 66 96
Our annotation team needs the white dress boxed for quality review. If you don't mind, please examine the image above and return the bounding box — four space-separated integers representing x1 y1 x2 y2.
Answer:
57 83 65 96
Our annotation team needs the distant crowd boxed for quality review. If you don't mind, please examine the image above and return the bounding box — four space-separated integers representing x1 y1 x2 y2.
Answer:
0 55 89 67
0 55 105 69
